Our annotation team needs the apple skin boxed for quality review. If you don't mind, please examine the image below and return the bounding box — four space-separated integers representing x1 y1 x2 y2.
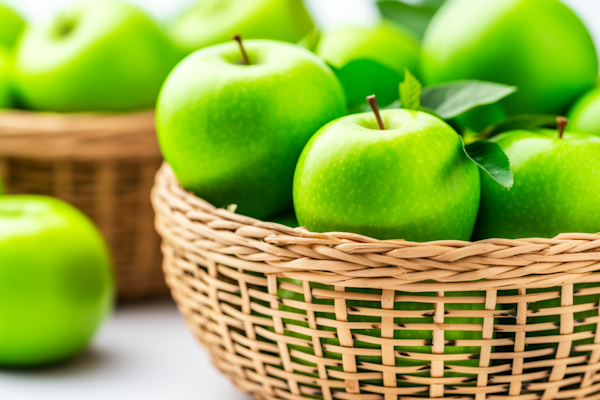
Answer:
317 20 420 109
14 0 181 112
0 195 113 367
157 40 346 219
473 129 600 240
293 109 480 241
170 0 314 55
0 3 25 49
568 87 600 137
422 0 597 128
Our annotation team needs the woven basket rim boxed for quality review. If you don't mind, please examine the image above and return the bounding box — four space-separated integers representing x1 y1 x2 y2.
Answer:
153 162 600 292
0 109 161 160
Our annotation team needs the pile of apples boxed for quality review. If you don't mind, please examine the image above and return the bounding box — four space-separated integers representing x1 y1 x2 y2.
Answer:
0 0 315 112
1 0 600 371
158 0 600 244
154 0 600 378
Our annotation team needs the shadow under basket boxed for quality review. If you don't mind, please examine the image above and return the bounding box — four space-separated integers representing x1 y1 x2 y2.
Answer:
0 110 166 300
153 163 600 400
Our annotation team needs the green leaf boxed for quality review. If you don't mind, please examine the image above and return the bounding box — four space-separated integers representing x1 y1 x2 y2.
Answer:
479 114 558 139
420 80 517 120
298 29 321 53
461 138 513 190
400 69 421 111
377 0 446 39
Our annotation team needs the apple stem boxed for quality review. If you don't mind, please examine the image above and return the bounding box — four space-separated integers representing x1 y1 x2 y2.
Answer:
232 34 250 66
366 95 385 130
557 116 568 139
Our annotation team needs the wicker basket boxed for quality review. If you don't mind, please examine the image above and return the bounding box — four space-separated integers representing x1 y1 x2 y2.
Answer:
153 162 600 400
0 110 166 300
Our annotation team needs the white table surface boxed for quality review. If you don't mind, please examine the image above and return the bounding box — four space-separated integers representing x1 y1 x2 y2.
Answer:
0 298 250 400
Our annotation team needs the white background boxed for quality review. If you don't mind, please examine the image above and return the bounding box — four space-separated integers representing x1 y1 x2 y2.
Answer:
2 1 600 400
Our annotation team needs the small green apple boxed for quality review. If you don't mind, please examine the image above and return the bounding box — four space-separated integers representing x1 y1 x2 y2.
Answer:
14 0 181 112
567 86 600 136
157 38 346 219
0 195 113 367
293 104 480 241
0 3 25 49
169 0 314 55
422 0 598 129
473 118 600 240
316 20 420 109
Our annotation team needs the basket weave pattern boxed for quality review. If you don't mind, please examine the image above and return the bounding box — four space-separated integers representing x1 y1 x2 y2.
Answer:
0 111 166 300
153 163 600 399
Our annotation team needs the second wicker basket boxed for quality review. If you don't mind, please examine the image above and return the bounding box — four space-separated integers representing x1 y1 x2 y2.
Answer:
0 110 166 300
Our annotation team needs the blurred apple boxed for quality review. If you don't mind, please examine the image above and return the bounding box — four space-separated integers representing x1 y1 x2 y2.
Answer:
568 86 600 136
0 196 113 367
422 0 597 128
169 0 314 55
14 0 181 112
0 3 25 49
317 20 420 109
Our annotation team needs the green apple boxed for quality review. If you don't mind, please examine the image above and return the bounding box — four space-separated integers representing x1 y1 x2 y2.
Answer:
0 46 12 108
14 0 181 112
567 86 600 136
0 3 25 49
169 0 314 55
293 108 480 241
316 20 420 109
0 195 113 367
157 39 346 219
473 122 600 240
422 0 598 129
